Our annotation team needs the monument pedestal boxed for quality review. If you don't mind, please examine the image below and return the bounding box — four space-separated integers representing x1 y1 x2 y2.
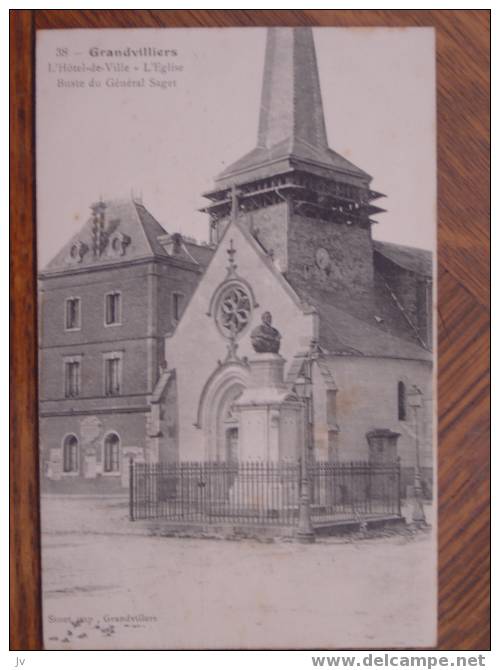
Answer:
234 353 303 462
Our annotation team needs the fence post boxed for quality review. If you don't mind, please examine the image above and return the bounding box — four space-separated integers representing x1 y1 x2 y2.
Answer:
129 457 134 521
396 457 402 517
297 458 315 543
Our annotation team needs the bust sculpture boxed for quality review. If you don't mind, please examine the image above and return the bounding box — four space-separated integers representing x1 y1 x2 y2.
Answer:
250 311 281 354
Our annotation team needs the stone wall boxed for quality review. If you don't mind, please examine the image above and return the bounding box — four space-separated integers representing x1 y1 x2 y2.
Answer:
324 355 434 474
39 411 148 487
38 256 203 487
288 213 374 296
39 263 152 347
239 203 289 270
155 261 202 336
39 260 203 399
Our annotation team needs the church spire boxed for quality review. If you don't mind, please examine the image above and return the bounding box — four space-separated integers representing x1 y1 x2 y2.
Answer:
257 27 328 150
204 24 380 230
210 27 372 188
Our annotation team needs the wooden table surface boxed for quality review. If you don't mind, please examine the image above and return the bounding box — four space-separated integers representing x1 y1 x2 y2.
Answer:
10 9 490 651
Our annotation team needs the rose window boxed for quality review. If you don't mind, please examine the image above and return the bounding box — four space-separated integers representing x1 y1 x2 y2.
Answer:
216 284 252 338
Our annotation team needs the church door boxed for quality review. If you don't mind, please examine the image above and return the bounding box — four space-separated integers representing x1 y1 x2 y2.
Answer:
225 426 239 489
215 383 243 462
226 427 239 463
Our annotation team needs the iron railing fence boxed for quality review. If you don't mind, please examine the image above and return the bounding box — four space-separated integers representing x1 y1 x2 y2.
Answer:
309 461 401 521
130 460 300 525
129 459 401 525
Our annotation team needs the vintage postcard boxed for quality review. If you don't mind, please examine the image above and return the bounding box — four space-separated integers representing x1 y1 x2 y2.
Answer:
36 26 437 649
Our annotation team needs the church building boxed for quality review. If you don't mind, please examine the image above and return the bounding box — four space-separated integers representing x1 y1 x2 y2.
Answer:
160 27 433 492
39 27 433 494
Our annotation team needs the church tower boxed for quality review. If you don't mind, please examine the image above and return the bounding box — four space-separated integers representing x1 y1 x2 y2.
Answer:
202 27 386 300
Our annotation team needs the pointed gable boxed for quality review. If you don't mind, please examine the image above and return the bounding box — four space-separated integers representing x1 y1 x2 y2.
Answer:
167 217 317 359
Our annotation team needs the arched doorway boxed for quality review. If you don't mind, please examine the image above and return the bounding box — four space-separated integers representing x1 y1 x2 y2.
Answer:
197 362 250 461
216 383 244 463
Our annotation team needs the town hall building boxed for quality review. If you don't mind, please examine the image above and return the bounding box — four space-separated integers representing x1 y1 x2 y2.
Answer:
38 198 214 490
39 27 433 495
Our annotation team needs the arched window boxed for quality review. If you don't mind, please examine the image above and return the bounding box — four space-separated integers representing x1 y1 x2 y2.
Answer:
63 435 79 473
104 433 120 472
398 381 407 421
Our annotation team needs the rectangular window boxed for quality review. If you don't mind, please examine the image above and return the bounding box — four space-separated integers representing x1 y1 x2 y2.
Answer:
105 292 121 326
326 389 337 425
64 360 81 398
65 297 81 330
172 292 184 322
398 381 407 421
104 355 122 395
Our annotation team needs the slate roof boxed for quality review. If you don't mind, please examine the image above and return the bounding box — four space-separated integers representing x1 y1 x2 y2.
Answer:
225 219 431 362
41 198 214 274
216 137 370 185
374 240 433 278
134 202 172 257
288 275 432 361
184 241 215 268
42 198 166 272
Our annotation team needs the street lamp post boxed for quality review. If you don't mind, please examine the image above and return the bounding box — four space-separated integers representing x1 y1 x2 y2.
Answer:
407 384 426 527
294 353 315 544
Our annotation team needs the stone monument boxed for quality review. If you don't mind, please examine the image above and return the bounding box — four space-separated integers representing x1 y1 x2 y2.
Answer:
250 311 281 354
234 312 303 462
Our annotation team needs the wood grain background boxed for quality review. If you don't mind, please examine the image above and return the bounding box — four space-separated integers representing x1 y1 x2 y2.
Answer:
10 9 490 651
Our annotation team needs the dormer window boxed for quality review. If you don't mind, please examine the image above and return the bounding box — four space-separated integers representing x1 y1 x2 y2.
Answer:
105 291 121 326
65 297 81 331
108 232 131 257
67 241 88 264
